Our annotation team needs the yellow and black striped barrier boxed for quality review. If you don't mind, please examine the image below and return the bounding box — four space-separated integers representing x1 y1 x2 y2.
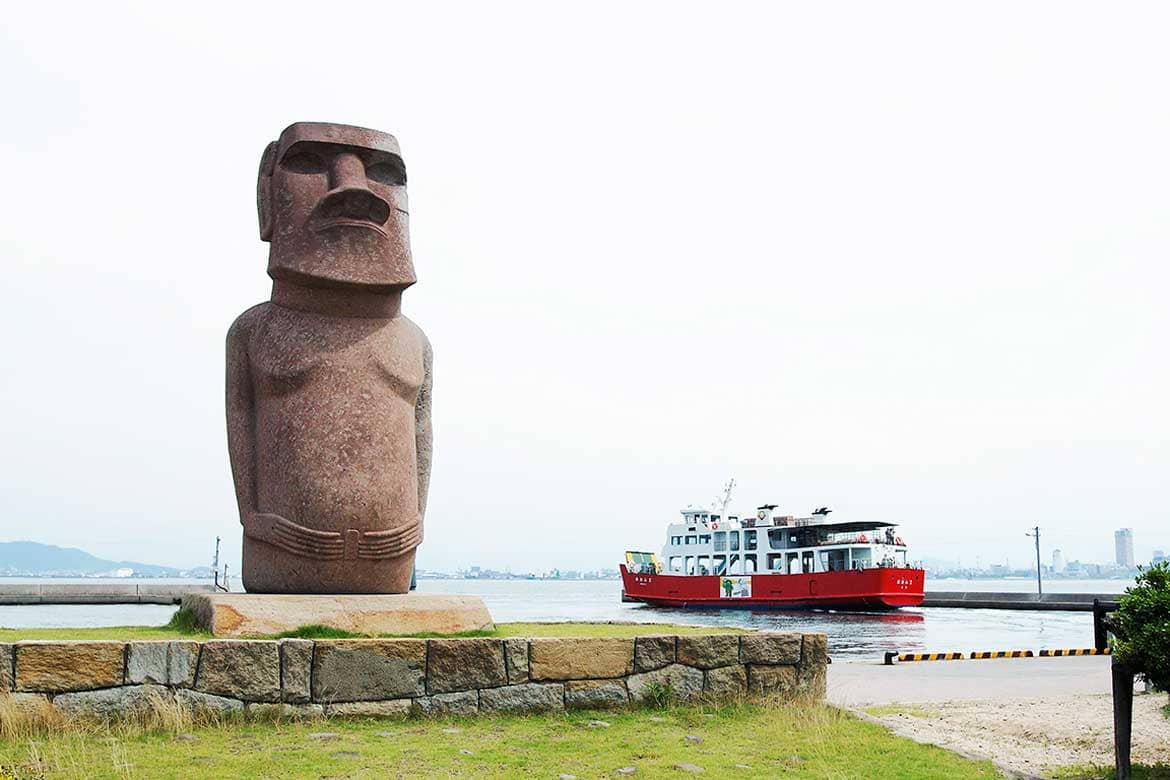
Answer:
893 652 964 663
970 650 1034 659
884 647 1112 664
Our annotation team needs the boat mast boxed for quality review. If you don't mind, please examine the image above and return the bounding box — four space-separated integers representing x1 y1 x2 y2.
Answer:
712 478 736 519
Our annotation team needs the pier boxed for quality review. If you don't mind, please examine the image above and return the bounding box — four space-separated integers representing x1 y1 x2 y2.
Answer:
0 583 214 605
922 591 1118 611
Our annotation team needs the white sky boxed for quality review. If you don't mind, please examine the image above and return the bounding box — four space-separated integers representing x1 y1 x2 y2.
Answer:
1 2 1166 574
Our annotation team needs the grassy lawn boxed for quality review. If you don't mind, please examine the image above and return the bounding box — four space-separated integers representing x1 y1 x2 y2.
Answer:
0 702 1001 780
0 619 748 642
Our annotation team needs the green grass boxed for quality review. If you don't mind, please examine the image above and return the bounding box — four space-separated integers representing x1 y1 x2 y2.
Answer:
0 702 1001 780
0 618 748 642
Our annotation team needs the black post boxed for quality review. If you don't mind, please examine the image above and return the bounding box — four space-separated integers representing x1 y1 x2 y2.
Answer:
1093 599 1108 651
1112 660 1134 780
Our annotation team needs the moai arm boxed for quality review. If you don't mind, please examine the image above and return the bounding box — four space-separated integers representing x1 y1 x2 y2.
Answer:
415 335 433 526
225 316 257 523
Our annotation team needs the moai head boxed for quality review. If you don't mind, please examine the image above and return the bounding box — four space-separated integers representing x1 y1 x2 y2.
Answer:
257 122 415 288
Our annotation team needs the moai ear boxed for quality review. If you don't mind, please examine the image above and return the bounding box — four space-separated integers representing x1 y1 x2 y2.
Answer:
257 141 278 242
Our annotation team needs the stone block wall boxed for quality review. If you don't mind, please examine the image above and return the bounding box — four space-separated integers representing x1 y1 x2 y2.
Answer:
0 633 827 719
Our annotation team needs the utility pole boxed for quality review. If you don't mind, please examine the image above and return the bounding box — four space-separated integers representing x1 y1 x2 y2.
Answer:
1025 526 1042 596
212 536 221 590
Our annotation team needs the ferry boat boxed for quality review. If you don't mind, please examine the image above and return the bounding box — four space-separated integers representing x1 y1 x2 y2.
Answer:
620 503 925 610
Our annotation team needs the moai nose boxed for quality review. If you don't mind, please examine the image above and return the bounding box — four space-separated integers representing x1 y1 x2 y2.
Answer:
329 152 368 191
316 152 392 225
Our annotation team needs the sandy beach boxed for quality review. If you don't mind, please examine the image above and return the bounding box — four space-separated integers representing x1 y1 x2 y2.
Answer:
829 657 1169 777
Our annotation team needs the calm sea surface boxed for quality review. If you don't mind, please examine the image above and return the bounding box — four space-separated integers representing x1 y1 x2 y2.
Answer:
0 577 1132 660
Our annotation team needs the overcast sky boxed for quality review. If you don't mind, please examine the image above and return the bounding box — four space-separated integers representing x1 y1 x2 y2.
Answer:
1 2 1166 574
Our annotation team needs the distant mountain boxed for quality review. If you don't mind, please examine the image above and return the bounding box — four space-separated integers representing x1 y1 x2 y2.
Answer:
0 541 202 577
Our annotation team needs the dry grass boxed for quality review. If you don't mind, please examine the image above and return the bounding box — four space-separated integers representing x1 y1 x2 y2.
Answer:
0 692 66 740
0 698 1001 780
0 689 233 742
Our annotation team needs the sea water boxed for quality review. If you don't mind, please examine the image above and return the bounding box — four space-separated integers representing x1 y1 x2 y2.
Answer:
0 577 1131 660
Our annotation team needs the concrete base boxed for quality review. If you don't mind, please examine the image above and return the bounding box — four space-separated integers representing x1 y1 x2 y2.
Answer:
182 593 494 638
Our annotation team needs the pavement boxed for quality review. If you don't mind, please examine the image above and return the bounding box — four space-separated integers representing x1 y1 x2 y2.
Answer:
827 655 1113 707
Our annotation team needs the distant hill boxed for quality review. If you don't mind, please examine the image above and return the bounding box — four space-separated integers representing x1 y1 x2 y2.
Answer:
0 541 202 577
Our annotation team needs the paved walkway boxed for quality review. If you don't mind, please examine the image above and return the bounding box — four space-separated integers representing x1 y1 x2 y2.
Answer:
827 655 1112 707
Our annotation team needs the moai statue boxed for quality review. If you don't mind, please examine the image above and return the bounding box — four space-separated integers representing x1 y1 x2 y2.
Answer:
226 122 431 594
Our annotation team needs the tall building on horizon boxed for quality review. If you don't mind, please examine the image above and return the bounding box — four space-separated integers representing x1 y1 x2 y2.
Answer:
1052 548 1065 573
1115 528 1135 569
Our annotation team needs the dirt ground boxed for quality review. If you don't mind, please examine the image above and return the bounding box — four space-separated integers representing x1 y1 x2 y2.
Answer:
862 692 1170 779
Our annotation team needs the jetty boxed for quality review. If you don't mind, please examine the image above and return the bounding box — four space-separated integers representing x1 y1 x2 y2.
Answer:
0 583 214 605
922 591 1118 611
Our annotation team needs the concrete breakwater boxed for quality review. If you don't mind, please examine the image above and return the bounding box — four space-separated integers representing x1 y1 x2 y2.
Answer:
921 591 1117 611
0 583 214 605
0 633 827 719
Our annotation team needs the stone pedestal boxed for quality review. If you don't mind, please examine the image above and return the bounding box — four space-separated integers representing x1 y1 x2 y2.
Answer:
182 593 493 638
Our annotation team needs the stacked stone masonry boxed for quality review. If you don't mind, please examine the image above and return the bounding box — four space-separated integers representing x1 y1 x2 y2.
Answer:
0 633 827 719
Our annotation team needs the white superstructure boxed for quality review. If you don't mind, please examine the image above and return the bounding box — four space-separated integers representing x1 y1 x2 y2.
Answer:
660 504 908 577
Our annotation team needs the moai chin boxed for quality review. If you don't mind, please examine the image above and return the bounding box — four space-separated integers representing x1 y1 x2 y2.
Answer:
226 122 432 594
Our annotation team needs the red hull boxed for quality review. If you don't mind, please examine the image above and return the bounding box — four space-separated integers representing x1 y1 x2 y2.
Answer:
620 565 924 609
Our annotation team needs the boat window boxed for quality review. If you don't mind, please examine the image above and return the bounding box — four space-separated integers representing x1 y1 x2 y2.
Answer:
744 554 757 573
685 556 695 574
821 549 847 572
768 529 785 549
713 555 727 575
767 553 783 570
696 556 710 575
744 530 758 551
685 535 697 545
801 551 814 573
669 556 682 572
699 535 711 545
787 552 799 574
713 532 727 552
728 554 740 574
851 547 872 570
670 536 682 546
729 532 740 552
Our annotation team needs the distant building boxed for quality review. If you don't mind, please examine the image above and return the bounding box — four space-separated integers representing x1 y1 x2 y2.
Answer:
1154 549 1167 565
1052 548 1065 573
1115 528 1135 569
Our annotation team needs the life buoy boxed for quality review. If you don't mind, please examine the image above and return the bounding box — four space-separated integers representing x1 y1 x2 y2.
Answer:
711 522 719 530
858 534 868 543
895 536 904 546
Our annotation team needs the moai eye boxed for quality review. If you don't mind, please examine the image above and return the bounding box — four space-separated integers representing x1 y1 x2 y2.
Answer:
366 161 406 187
281 152 326 174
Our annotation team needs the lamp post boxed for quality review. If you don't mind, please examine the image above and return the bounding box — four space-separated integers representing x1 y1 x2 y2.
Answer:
1025 526 1042 596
